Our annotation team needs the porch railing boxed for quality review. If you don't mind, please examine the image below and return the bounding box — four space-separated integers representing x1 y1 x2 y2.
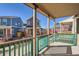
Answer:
0 35 49 56
0 33 77 56
49 33 77 46
0 37 33 56
36 35 48 55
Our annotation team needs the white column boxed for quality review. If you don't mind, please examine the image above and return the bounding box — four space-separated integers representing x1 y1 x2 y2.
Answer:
74 18 77 34
73 17 78 45
5 28 8 40
72 18 76 34
72 21 74 34
10 27 12 38
33 6 36 56
74 18 77 45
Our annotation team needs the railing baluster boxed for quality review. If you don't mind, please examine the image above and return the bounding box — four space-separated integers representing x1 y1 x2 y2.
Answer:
9 45 11 56
22 41 24 56
14 44 16 56
3 46 5 56
47 36 48 47
28 41 30 56
29 40 31 56
18 42 20 56
0 37 33 56
29 41 31 56
36 37 39 56
25 40 27 56
31 40 33 56
29 40 32 56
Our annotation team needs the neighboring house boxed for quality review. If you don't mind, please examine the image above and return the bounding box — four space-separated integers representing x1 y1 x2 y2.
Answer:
0 16 23 41
25 17 41 37
55 23 61 33
59 16 79 45
59 16 79 34
59 16 75 34
41 28 47 35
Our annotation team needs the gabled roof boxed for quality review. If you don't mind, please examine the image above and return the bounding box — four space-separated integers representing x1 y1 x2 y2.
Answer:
26 16 40 27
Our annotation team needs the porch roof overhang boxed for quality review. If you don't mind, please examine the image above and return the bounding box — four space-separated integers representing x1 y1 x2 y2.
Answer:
26 3 79 19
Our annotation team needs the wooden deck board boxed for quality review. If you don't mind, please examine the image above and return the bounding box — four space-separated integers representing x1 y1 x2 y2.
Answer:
43 45 79 56
44 46 67 55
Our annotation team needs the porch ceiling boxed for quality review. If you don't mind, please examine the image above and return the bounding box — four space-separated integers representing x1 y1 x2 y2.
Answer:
26 3 79 19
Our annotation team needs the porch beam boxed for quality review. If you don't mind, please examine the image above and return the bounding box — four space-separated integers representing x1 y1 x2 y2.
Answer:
33 6 37 56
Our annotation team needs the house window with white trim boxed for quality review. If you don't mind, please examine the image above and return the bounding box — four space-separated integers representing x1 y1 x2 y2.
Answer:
2 18 7 25
0 18 1 25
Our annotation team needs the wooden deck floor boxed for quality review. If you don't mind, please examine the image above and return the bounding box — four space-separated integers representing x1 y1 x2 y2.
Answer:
41 42 79 56
43 46 72 56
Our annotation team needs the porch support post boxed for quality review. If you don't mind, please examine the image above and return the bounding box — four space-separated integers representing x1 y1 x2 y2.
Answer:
74 17 77 45
47 17 50 35
73 15 77 45
33 6 36 56
53 19 56 42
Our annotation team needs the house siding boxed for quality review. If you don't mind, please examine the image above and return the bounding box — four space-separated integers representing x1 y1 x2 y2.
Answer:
0 16 23 38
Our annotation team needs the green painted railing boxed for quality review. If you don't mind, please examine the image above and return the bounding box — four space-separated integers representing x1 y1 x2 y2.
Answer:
36 35 48 55
49 35 54 43
0 33 76 56
0 37 33 56
49 33 77 46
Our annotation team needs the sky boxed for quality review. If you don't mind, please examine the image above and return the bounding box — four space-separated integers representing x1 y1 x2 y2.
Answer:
0 3 70 29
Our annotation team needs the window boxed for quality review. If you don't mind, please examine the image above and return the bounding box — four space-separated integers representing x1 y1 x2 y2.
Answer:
68 25 72 31
61 22 72 34
0 18 1 25
7 18 11 26
2 18 7 25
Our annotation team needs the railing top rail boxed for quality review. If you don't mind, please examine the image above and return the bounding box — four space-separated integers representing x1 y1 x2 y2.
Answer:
37 34 48 38
0 37 33 46
54 33 77 35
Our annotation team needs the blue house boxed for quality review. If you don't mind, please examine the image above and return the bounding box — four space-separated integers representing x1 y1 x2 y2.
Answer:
24 17 41 37
0 16 23 40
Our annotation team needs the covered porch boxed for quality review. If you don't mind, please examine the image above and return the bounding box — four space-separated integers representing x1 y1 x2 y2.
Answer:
0 3 79 56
